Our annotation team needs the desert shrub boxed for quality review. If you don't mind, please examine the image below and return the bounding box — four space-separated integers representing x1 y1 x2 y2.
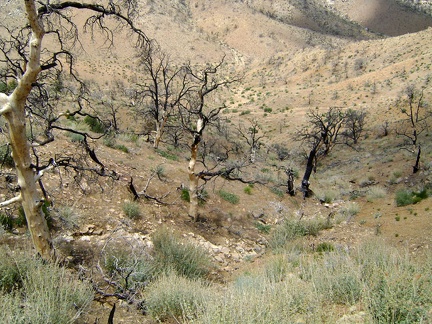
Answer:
84 115 106 133
151 227 212 280
218 190 239 204
356 239 432 323
68 132 85 143
366 185 387 201
146 272 210 322
302 251 362 306
270 186 284 197
315 188 339 203
196 271 323 323
255 221 271 234
338 202 360 221
0 247 93 323
269 218 330 250
0 213 13 231
395 188 430 206
122 201 141 219
315 242 335 253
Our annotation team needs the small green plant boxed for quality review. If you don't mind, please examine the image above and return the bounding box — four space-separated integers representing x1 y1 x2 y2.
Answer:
270 186 284 198
244 185 253 195
69 132 85 143
315 242 335 253
395 216 400 221
122 201 141 219
155 149 178 161
218 190 239 204
0 145 14 167
84 115 106 133
255 221 271 234
180 188 190 202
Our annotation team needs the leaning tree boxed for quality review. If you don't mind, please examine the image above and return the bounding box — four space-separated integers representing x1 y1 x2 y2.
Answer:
396 84 431 174
0 0 150 260
297 107 345 198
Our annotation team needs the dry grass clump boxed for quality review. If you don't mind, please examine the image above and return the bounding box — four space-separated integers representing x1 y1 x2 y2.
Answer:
366 185 387 201
143 238 432 323
0 247 93 323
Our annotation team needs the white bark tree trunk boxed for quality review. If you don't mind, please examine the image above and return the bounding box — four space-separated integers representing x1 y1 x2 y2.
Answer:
188 117 204 221
0 0 53 260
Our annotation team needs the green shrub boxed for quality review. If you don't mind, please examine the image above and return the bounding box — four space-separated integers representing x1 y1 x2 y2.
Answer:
255 221 271 234
243 185 253 195
122 201 141 219
180 188 190 202
151 227 212 279
68 132 85 143
84 115 106 133
395 188 430 206
155 148 179 161
218 190 239 204
315 242 335 253
0 213 13 231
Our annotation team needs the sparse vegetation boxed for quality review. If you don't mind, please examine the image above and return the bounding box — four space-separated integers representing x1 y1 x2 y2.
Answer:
218 190 240 204
122 201 141 219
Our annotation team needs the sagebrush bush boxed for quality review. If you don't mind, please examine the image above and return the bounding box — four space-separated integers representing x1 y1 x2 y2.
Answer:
269 218 331 250
146 272 210 322
366 185 387 201
0 247 93 323
122 201 141 219
356 239 432 323
151 227 212 279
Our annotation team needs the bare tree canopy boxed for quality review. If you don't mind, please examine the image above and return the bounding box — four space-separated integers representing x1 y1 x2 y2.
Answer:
0 0 150 260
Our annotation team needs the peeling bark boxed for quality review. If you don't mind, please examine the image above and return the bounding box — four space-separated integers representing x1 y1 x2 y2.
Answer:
0 0 53 260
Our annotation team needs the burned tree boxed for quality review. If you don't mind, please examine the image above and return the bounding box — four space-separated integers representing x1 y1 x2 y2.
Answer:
297 107 345 198
236 118 266 163
0 0 149 259
396 84 431 173
178 58 241 220
134 41 191 149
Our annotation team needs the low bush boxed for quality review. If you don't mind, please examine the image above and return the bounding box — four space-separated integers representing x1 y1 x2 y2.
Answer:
395 188 430 206
151 227 212 280
84 115 106 133
122 201 141 219
146 272 210 322
269 218 331 250
218 190 239 204
0 247 93 323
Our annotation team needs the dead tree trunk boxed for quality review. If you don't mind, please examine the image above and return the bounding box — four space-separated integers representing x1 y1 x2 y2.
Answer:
285 168 295 196
413 145 421 174
0 0 53 260
188 118 203 221
301 147 317 199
